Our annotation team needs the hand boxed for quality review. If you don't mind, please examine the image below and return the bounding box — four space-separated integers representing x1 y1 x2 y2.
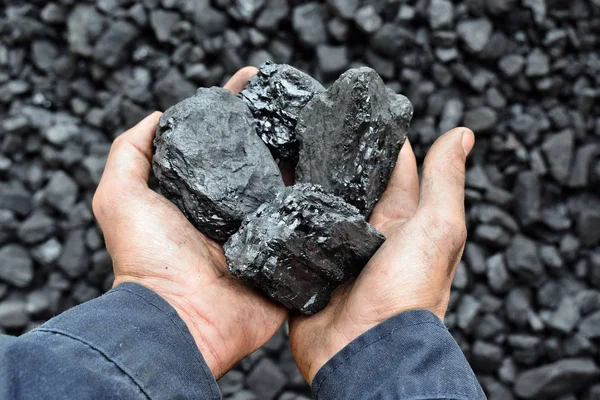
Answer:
92 67 287 379
289 128 475 384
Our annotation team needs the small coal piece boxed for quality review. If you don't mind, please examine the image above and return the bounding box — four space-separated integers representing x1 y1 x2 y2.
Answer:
153 87 284 241
239 61 325 162
295 67 413 217
224 184 385 315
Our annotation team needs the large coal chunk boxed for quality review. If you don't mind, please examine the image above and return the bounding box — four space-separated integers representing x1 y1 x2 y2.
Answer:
295 67 413 217
153 87 284 241
224 184 385 314
239 61 325 162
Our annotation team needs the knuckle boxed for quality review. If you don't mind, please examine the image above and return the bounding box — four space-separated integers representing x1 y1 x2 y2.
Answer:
423 212 467 248
92 190 106 219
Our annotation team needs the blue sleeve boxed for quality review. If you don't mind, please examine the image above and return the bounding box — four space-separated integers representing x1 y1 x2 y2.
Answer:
0 282 220 400
312 310 486 400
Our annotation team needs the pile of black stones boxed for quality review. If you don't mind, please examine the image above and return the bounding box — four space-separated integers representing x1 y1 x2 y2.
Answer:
1 0 600 398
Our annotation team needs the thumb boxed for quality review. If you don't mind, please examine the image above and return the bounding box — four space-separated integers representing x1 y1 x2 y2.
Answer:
98 112 162 192
417 127 474 224
93 112 161 221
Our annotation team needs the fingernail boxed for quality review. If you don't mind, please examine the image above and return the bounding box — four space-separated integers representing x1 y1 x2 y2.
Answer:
461 130 475 156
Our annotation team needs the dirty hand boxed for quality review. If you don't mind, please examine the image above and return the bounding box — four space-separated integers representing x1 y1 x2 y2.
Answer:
92 67 287 379
289 128 475 384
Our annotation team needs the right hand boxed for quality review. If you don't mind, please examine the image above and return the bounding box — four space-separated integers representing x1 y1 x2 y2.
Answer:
92 67 287 379
289 128 475 384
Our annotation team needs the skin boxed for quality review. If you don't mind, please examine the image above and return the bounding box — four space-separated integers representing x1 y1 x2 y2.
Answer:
93 66 474 382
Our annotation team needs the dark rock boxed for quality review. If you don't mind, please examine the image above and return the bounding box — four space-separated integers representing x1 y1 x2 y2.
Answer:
150 10 180 43
563 333 595 357
509 334 541 364
31 40 59 72
369 24 412 57
239 62 324 162
465 242 487 275
0 245 33 288
93 20 139 68
498 54 525 77
525 48 550 77
229 391 257 400
463 106 498 134
47 271 70 291
153 87 284 241
548 296 580 334
224 184 385 314
354 6 382 34
228 0 265 22
457 18 493 53
57 230 89 278
0 297 28 329
541 129 574 184
44 171 79 215
480 378 514 400
26 289 53 315
71 281 100 303
472 341 504 372
513 171 541 227
428 0 454 30
457 294 481 331
17 211 55 244
474 224 511 247
505 235 544 279
579 311 600 339
44 123 79 147
292 3 327 47
577 210 600 247
475 313 506 339
539 245 563 270
439 98 464 134
67 5 105 57
505 287 532 327
452 261 469 290
218 370 244 396
41 3 67 24
316 45 349 77
256 0 289 31
486 253 512 293
246 359 287 399
296 67 413 217
569 144 598 188
514 358 600 399
327 0 359 19
0 181 31 216
153 68 197 111
31 239 62 266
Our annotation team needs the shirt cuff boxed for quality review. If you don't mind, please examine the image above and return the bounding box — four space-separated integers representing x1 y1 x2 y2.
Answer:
34 282 220 399
312 309 485 400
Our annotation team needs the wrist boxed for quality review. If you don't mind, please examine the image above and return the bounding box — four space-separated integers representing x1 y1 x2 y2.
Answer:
112 275 224 378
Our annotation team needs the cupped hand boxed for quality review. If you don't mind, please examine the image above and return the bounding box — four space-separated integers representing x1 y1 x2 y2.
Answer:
92 67 287 379
289 128 475 384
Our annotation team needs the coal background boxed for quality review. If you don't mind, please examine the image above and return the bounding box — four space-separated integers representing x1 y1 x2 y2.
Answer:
1 0 600 398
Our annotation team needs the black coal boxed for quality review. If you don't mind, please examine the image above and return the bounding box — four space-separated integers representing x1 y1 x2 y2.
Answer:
1 1 600 399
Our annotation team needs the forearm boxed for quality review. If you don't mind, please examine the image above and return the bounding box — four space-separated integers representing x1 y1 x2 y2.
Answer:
312 310 485 400
0 283 220 400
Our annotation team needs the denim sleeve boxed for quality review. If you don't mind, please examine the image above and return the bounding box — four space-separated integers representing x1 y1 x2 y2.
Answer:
312 310 486 400
0 282 220 400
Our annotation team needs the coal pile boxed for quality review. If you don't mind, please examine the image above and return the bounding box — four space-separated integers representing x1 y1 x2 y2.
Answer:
1 0 600 399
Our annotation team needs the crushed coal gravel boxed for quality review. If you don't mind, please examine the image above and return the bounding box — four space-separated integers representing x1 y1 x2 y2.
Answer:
1 0 600 398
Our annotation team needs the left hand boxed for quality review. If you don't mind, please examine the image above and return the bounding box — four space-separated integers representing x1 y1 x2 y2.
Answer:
92 67 287 379
289 128 474 384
